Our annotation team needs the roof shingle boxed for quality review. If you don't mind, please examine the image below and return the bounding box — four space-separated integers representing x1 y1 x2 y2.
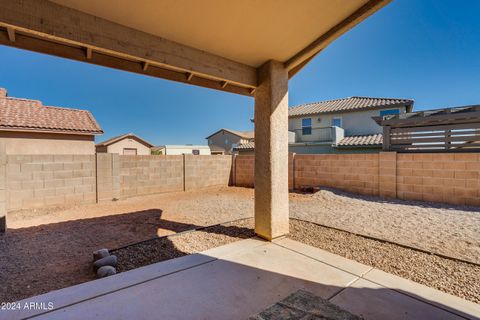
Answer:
0 92 102 135
234 141 255 150
336 133 383 147
96 133 153 147
288 96 413 117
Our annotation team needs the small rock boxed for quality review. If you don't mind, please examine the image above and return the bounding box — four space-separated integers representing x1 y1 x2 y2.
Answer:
97 266 116 278
93 255 117 271
93 248 110 261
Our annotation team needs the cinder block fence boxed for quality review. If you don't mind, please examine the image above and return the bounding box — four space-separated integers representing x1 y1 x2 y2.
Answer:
232 152 480 207
0 153 233 231
0 151 479 232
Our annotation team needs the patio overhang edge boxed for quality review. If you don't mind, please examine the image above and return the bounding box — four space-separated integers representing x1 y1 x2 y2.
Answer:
0 0 391 95
0 0 257 96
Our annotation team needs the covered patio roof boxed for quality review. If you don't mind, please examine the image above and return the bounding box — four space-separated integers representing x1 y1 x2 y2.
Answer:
0 0 392 239
0 0 389 96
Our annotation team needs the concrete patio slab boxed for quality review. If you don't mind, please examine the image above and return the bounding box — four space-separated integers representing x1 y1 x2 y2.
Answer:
2 238 478 320
274 237 373 277
330 278 464 320
363 268 480 319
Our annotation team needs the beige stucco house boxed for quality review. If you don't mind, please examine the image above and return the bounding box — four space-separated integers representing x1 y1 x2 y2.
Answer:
236 96 414 154
0 88 103 154
206 128 254 155
96 133 154 155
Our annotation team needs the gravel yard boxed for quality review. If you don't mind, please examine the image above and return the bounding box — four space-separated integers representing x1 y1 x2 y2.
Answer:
113 218 480 304
1 186 478 304
291 188 480 264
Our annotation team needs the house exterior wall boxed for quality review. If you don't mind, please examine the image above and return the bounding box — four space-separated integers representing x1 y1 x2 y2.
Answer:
0 131 95 155
207 130 250 155
98 137 151 155
288 106 408 141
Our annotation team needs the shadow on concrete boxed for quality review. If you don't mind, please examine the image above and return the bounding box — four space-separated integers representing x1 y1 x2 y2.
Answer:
0 209 252 303
1 239 475 320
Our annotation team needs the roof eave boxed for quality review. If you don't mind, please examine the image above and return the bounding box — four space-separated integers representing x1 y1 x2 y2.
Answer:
289 102 414 118
0 127 102 135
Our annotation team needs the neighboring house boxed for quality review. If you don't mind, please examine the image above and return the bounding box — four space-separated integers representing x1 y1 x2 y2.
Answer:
206 128 254 155
235 96 414 154
96 133 154 155
0 87 103 154
152 145 211 155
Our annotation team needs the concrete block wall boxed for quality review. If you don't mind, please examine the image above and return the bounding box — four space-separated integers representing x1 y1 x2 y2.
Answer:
378 152 397 198
234 155 254 187
184 155 232 190
6 154 96 210
294 154 379 196
119 155 184 198
233 152 480 206
96 153 120 202
396 153 480 206
233 154 295 189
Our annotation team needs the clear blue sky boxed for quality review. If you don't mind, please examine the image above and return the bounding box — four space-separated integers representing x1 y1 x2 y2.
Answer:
0 0 479 145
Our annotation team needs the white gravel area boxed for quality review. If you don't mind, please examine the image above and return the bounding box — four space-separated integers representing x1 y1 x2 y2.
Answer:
289 188 480 264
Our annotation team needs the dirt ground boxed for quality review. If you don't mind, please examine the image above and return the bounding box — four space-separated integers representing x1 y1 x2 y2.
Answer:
1 186 479 303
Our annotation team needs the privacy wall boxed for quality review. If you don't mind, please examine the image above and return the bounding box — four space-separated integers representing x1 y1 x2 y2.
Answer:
1 154 233 215
233 152 480 207
1 152 479 232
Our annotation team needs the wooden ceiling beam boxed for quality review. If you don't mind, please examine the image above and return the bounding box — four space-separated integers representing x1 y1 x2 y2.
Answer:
0 29 253 96
0 0 257 91
6 26 14 42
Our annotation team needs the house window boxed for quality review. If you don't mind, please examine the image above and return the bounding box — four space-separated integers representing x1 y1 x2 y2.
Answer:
224 138 229 145
331 117 342 127
380 109 400 116
302 118 312 135
192 149 200 155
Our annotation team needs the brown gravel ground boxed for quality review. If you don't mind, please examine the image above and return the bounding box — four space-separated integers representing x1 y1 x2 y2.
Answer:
288 219 480 304
113 218 255 272
113 218 480 304
1 186 478 304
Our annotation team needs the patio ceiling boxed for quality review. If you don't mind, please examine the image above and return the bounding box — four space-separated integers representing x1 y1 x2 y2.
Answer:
0 0 390 96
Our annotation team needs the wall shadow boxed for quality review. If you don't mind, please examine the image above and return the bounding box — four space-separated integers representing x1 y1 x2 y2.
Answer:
2 242 475 320
0 209 253 303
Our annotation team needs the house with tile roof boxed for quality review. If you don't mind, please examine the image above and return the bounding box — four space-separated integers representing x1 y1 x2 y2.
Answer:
0 88 103 154
96 133 154 155
235 96 414 154
206 128 254 155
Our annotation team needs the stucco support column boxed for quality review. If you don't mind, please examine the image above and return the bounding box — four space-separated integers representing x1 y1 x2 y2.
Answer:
254 60 289 240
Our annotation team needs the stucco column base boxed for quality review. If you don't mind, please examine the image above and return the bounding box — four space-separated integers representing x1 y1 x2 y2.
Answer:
254 60 289 240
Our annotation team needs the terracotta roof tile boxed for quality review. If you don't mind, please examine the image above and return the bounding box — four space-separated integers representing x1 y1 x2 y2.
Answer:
289 96 414 117
337 134 383 147
0 93 102 135
234 141 255 150
96 133 153 147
